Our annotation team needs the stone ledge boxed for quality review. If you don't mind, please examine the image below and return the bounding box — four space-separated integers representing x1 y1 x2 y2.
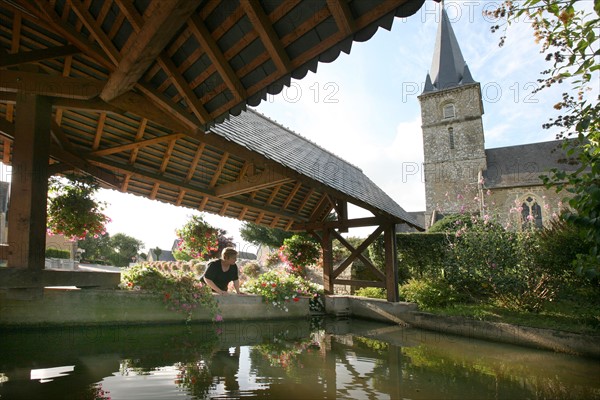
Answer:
0 288 309 328
324 295 600 358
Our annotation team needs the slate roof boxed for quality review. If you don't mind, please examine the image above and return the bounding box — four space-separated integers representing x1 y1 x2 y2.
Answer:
483 140 580 188
423 6 475 93
213 109 421 227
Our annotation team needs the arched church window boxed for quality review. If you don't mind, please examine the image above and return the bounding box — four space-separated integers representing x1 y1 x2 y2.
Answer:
443 104 455 119
520 196 543 229
448 127 455 149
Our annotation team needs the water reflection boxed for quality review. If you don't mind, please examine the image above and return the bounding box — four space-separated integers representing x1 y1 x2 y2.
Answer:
0 318 598 399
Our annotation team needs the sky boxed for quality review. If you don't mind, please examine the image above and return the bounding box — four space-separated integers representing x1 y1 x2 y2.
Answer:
6 0 592 254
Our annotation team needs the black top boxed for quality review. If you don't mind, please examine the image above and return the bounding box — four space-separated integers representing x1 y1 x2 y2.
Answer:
202 260 239 292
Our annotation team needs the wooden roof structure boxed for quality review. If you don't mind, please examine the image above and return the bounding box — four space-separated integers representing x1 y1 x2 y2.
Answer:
0 0 427 301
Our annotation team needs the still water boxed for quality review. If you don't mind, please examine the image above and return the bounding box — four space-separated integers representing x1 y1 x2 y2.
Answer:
0 317 598 399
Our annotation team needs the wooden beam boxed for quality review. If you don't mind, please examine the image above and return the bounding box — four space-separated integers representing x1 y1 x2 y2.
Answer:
209 152 229 188
106 90 193 134
100 0 200 101
214 170 294 198
241 0 291 73
69 0 121 66
49 145 121 188
0 118 120 188
7 93 51 270
159 138 177 173
136 83 203 132
322 228 334 294
385 223 399 302
185 142 206 183
333 279 386 288
88 157 305 222
0 45 82 67
89 133 185 157
92 113 106 150
331 229 385 282
157 55 211 124
326 0 357 36
0 69 103 99
17 1 114 70
293 216 389 231
129 118 148 164
188 14 247 102
331 226 384 279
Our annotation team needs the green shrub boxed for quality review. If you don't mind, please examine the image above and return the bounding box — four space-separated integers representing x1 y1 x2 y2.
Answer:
354 287 386 299
428 214 475 233
399 279 460 309
242 261 261 278
368 233 449 283
45 248 71 259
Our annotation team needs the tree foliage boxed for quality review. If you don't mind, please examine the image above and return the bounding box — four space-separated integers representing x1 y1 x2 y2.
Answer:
78 232 143 267
492 0 600 276
239 222 294 248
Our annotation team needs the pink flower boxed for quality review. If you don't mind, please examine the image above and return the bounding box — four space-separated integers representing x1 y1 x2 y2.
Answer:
214 314 223 322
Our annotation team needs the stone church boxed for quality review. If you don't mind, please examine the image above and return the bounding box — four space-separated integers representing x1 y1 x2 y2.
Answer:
418 6 578 230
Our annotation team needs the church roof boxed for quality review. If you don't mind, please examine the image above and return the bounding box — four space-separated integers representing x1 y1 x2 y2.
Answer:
423 6 475 93
483 140 580 188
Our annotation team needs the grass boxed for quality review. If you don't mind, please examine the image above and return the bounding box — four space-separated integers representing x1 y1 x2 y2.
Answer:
425 294 600 335
357 286 600 335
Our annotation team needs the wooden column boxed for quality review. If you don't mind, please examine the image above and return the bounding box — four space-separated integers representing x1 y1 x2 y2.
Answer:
384 223 399 302
322 228 334 294
7 93 52 270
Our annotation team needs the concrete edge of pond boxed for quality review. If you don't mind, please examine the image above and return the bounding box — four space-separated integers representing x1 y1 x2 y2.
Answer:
0 288 309 328
325 295 600 359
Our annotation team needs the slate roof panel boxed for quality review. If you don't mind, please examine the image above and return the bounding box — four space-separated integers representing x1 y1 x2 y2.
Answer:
483 140 580 188
212 109 421 228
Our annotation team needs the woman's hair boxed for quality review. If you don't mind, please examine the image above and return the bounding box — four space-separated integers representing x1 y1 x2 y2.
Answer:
221 247 238 260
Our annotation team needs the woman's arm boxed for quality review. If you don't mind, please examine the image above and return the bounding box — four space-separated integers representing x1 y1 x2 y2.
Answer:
233 280 245 294
204 277 227 294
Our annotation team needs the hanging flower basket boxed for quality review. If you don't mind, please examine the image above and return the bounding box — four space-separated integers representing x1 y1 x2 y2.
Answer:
175 215 219 259
46 175 110 241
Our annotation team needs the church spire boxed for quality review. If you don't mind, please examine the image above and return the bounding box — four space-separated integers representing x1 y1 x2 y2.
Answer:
423 4 476 93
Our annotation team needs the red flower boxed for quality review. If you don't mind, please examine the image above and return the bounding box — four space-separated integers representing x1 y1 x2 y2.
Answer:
164 292 171 300
261 282 267 287
271 283 277 287
293 297 299 302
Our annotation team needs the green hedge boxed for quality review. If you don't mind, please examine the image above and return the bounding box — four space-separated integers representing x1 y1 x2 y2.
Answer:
45 248 71 259
368 233 450 283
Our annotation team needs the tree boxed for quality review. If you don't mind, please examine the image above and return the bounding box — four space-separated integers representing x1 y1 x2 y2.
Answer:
492 0 600 276
240 222 294 248
107 233 144 268
78 232 112 263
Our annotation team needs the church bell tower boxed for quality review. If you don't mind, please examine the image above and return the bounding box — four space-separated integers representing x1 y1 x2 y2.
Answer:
418 4 487 227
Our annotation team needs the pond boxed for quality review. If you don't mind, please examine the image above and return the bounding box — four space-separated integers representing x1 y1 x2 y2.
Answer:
0 317 598 399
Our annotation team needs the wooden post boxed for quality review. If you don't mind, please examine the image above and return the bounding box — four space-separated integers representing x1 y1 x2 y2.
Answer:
384 223 399 302
7 93 51 270
322 228 334 294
